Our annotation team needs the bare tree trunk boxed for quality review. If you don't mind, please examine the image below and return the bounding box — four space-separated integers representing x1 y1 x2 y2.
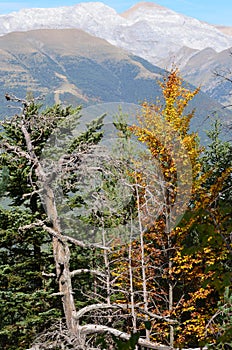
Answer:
165 185 174 348
102 227 111 306
135 183 150 342
128 221 139 350
21 122 78 334
169 260 174 347
4 95 191 350
39 182 78 334
129 236 137 332
101 224 113 327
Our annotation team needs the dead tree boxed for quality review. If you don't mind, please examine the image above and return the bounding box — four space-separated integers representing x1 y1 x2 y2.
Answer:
1 94 177 350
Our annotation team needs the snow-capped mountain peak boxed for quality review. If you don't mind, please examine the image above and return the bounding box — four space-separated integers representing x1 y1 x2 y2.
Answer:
121 1 175 19
0 1 232 65
121 2 168 17
0 2 124 37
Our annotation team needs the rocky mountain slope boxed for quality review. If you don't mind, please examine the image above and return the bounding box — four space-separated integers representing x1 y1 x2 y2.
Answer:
0 2 231 61
0 28 231 144
177 47 232 107
0 28 164 109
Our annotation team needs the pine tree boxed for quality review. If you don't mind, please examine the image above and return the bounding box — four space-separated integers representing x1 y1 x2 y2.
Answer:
0 95 168 350
0 96 105 349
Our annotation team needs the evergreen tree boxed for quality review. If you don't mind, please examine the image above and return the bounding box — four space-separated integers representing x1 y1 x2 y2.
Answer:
0 96 105 349
0 96 164 350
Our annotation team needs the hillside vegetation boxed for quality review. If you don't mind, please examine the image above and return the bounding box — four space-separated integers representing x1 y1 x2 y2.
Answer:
0 69 231 350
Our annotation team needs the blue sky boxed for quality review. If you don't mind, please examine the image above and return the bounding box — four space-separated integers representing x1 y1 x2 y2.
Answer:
0 0 231 26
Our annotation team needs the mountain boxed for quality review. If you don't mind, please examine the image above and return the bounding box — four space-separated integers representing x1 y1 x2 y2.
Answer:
0 28 164 109
0 28 231 145
216 26 232 36
155 44 232 105
120 2 232 59
0 1 232 109
0 2 231 62
176 47 232 107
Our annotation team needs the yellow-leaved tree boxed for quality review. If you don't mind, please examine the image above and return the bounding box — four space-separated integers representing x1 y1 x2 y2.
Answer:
110 68 231 349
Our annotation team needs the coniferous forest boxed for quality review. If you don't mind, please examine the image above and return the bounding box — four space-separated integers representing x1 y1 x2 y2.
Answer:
0 69 231 350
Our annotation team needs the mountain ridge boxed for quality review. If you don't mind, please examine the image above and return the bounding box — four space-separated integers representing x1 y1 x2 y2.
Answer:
121 2 168 16
0 28 165 109
0 2 232 115
0 1 232 57
0 27 231 145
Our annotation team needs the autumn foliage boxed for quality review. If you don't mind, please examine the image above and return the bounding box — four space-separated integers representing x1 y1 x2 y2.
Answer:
0 69 231 350
111 68 232 348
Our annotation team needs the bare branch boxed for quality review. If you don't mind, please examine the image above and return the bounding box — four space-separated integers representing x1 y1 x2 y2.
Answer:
42 271 56 278
1 141 34 162
80 324 173 349
22 189 43 198
70 269 106 278
74 303 123 320
136 307 178 324
214 70 232 83
62 233 111 251
5 92 44 105
50 292 65 297
19 220 111 250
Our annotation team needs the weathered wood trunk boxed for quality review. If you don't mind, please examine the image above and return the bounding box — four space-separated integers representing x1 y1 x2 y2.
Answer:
40 182 78 334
